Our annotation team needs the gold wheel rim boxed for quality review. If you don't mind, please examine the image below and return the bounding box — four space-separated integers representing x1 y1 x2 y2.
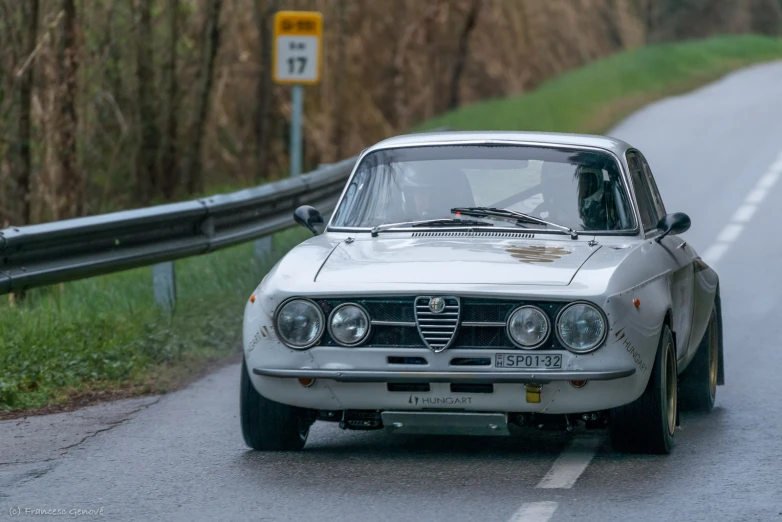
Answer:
665 341 677 436
708 311 718 401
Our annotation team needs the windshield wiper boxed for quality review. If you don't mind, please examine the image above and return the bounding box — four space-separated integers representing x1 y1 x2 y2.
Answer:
370 218 493 237
451 207 578 239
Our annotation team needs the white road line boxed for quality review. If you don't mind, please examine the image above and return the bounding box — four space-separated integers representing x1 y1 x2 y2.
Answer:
757 171 779 188
536 437 600 489
701 150 782 268
716 223 743 243
731 204 757 223
508 502 558 522
745 188 768 204
702 242 730 264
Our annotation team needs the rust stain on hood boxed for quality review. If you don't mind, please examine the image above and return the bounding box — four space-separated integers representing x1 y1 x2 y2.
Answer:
505 245 572 264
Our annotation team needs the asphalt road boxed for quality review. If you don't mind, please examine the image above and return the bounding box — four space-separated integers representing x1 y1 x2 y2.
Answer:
3 62 782 522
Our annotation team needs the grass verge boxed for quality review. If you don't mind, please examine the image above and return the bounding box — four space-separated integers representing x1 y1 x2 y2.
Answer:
0 228 310 416
3 35 782 415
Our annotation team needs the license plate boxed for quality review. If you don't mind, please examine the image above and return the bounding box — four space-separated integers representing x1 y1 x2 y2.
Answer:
495 352 562 369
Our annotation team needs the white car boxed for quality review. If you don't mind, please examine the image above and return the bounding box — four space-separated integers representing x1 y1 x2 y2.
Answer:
241 131 723 454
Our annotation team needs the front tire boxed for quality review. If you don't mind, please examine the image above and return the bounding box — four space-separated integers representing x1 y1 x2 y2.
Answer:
680 304 720 412
610 325 677 454
240 359 311 451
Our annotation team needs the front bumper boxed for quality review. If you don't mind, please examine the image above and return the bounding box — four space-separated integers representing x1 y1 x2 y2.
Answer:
253 367 635 384
246 345 650 413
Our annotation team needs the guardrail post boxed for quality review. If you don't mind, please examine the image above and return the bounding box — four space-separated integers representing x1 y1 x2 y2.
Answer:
153 262 177 313
253 236 274 267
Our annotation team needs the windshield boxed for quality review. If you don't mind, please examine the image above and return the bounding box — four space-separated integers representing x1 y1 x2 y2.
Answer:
331 144 636 233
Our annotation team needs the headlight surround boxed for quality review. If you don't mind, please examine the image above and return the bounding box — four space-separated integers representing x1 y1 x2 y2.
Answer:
275 298 325 349
506 306 550 349
556 302 606 353
328 303 371 346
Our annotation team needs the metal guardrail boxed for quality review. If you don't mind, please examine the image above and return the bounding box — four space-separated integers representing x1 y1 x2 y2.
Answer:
0 154 358 298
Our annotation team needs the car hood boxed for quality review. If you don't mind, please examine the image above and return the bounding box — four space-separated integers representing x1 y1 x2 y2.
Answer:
315 236 601 286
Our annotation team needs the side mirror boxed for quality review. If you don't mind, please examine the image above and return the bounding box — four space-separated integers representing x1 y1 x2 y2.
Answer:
655 212 691 243
294 205 324 235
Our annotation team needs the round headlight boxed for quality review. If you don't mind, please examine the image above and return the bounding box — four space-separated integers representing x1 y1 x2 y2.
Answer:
557 302 606 353
507 306 550 349
275 299 325 349
329 304 370 346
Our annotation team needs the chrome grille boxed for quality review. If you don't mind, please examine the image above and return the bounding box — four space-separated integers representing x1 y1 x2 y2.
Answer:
318 297 567 350
415 296 460 352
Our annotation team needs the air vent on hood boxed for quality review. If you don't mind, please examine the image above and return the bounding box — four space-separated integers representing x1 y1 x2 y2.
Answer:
411 231 535 238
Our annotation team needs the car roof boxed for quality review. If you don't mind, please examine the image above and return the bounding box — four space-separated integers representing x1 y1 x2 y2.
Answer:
367 130 633 157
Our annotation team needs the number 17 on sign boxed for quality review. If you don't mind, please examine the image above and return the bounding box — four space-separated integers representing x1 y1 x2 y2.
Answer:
273 11 323 177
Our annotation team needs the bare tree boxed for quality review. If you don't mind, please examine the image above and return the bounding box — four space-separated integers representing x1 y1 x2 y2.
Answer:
749 0 782 35
600 0 626 49
159 0 179 200
447 0 480 111
54 0 79 219
0 1 21 226
392 2 419 130
331 0 346 160
135 0 159 204
253 0 277 182
105 2 123 108
185 0 222 194
14 0 38 225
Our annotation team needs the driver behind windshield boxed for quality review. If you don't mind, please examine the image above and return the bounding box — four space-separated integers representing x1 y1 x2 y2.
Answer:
576 166 609 230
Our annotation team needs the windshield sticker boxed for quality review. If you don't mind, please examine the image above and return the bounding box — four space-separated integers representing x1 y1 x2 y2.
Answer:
506 245 571 264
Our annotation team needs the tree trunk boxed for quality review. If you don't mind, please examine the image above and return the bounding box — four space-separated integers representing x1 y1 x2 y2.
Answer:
159 0 179 200
135 0 159 204
254 0 277 183
749 0 782 35
601 0 625 49
15 0 38 225
185 0 222 195
106 2 123 107
392 4 418 130
55 0 80 220
0 1 22 228
331 0 346 161
447 0 480 111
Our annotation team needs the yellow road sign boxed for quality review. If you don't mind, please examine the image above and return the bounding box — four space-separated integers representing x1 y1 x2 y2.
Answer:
273 11 323 85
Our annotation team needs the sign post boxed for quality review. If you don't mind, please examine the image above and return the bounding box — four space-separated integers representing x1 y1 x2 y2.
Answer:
273 11 323 177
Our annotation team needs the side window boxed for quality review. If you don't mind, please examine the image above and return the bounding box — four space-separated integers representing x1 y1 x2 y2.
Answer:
626 151 657 232
638 153 666 221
